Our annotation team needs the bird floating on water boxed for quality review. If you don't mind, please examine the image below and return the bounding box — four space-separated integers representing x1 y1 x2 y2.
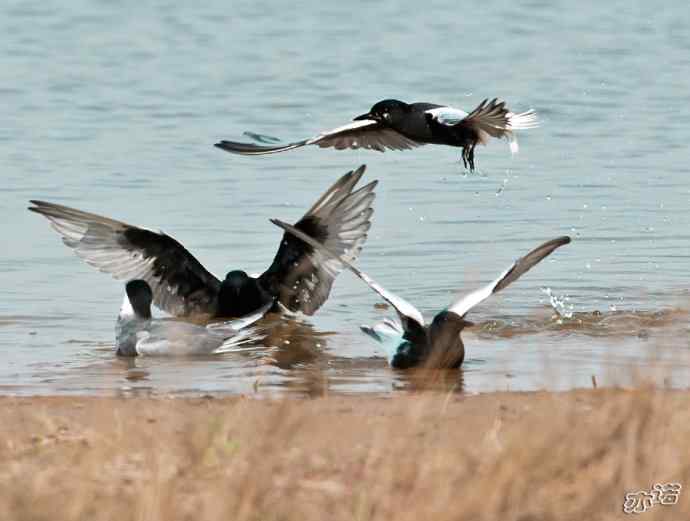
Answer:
271 219 570 369
215 98 538 171
29 165 376 320
116 280 270 356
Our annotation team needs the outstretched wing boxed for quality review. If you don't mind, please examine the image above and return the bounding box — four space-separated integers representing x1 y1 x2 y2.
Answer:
269 218 426 333
448 236 570 318
214 119 423 155
258 166 376 315
29 201 221 318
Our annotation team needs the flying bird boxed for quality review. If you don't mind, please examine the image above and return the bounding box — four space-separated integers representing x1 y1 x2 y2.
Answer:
271 219 570 369
29 165 376 321
116 280 270 356
215 98 538 171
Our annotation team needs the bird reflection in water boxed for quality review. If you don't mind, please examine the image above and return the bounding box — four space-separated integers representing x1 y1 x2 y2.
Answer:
392 368 465 395
109 314 471 397
254 314 339 398
255 313 333 369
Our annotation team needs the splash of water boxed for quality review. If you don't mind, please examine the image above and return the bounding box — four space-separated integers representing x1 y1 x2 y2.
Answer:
541 287 574 319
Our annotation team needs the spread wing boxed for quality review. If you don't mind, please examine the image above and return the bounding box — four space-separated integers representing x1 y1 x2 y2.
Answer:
214 119 424 155
269 218 426 333
258 165 376 315
448 236 570 318
29 200 221 318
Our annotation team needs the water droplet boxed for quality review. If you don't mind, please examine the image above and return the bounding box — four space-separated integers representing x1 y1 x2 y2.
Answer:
541 287 574 319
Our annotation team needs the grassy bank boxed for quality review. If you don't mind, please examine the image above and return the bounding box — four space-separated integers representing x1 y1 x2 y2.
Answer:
0 388 688 520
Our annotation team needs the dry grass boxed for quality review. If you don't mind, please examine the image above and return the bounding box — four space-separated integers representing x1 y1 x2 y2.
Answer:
0 388 688 520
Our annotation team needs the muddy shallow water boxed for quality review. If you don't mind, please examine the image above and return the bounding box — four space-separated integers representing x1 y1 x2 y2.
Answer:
2 0 690 395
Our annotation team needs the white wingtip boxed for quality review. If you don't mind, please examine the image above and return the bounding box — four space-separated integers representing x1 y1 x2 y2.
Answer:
507 110 539 130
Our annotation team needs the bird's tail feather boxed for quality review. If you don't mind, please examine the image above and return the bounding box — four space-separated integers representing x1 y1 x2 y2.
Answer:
506 110 538 155
507 110 539 130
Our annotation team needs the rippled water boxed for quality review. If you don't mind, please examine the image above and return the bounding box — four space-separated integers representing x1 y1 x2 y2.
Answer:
2 0 690 396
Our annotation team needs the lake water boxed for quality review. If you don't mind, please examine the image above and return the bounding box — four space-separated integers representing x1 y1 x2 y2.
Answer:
2 0 690 396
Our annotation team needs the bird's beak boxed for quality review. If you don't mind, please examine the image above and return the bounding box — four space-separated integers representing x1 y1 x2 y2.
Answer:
462 319 476 328
353 112 373 121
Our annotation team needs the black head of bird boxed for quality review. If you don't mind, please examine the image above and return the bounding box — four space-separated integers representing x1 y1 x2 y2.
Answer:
216 269 271 318
424 311 475 369
354 99 410 124
223 270 251 294
125 279 153 320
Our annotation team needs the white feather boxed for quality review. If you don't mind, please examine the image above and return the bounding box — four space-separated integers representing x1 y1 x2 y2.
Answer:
362 319 406 364
447 265 514 318
448 237 570 318
507 110 539 130
306 120 379 142
425 106 469 125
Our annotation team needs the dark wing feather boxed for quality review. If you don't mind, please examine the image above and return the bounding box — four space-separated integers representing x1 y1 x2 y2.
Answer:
456 98 538 146
460 98 512 140
268 218 426 334
214 139 309 155
29 201 221 318
215 120 423 155
309 120 423 152
258 165 376 315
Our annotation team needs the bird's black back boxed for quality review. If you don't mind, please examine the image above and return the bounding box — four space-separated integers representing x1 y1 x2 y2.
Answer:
388 102 449 144
217 272 273 318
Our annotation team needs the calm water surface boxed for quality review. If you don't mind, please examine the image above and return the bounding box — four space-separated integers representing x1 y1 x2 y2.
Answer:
2 0 690 396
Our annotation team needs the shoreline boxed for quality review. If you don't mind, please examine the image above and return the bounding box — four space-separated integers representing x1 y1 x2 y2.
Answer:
1 388 688 520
